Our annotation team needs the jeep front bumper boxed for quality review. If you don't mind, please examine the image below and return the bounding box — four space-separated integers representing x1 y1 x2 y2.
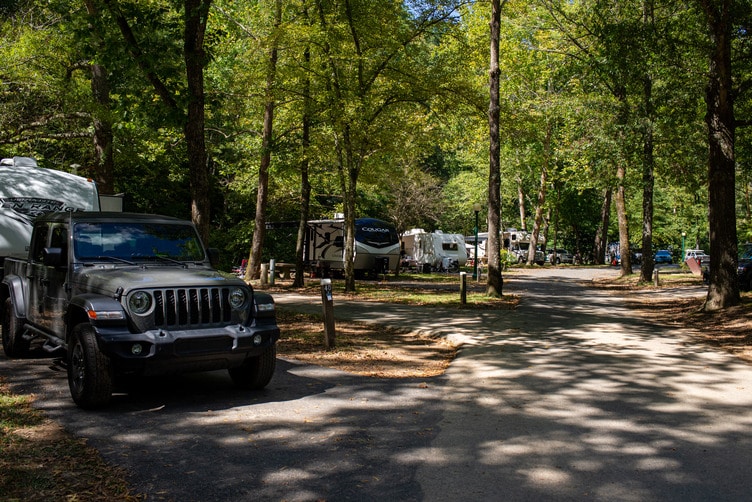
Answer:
93 321 280 376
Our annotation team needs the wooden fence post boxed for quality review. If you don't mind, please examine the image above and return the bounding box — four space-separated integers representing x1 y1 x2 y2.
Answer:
460 271 467 305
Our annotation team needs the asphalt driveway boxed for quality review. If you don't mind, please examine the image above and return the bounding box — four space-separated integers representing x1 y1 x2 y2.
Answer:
3 268 752 501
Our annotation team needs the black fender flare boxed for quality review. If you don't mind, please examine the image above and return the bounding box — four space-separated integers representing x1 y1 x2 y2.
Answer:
253 291 275 306
67 294 128 332
253 291 276 319
1 275 27 320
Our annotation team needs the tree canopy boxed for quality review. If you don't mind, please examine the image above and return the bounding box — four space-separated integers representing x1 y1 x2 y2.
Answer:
1 0 750 307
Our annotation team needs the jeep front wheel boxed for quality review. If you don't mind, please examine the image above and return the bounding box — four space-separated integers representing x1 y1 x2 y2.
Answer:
229 345 277 390
67 323 113 409
2 298 30 358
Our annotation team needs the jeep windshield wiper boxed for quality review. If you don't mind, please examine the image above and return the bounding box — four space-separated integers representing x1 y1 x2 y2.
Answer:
85 255 138 265
131 254 188 268
153 255 188 267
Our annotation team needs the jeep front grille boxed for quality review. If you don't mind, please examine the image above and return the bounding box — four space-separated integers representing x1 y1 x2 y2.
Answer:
153 288 232 328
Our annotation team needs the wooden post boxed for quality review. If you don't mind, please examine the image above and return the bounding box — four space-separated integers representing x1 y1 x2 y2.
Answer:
654 268 660 286
260 263 269 285
320 278 336 349
269 259 276 286
460 271 467 305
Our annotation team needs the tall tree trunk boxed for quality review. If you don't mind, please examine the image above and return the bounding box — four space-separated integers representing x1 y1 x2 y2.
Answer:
294 32 312 288
486 0 504 297
90 63 115 195
103 0 212 238
246 0 281 281
184 0 212 243
701 0 739 311
593 187 611 264
614 90 632 275
516 175 527 231
639 1 655 283
84 1 115 195
640 72 655 283
528 120 551 264
340 127 359 293
615 163 632 275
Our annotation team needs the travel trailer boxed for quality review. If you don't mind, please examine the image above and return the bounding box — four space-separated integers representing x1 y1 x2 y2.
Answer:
0 157 101 263
304 217 400 277
401 229 467 272
470 229 546 265
503 228 546 265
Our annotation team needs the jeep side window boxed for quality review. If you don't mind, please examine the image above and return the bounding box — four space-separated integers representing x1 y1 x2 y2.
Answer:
31 224 50 262
49 225 68 263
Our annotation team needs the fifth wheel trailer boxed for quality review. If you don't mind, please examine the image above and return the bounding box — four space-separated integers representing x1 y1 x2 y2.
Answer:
0 157 101 264
304 218 400 277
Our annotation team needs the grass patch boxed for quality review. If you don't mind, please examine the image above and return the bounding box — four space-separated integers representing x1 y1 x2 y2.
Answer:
0 380 144 501
591 270 705 289
267 274 520 309
342 284 519 308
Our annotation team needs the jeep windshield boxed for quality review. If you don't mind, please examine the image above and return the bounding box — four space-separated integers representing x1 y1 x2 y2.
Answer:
74 222 205 262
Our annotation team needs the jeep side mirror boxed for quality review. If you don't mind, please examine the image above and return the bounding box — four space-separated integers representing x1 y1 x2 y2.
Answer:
207 248 220 267
43 247 63 267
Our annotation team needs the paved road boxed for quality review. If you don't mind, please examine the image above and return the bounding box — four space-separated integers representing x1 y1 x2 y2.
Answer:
3 268 752 501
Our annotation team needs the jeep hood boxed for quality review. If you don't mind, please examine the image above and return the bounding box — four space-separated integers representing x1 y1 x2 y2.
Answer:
73 266 246 296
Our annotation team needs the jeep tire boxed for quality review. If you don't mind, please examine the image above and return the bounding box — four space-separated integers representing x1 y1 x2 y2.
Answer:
68 323 113 409
3 298 30 358
229 345 277 390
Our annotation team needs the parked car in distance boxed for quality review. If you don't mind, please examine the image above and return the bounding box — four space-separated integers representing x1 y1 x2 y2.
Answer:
684 249 710 265
547 248 574 265
737 243 752 291
654 249 673 264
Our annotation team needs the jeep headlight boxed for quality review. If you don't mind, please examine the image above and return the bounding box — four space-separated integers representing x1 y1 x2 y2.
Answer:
128 291 153 315
229 287 247 309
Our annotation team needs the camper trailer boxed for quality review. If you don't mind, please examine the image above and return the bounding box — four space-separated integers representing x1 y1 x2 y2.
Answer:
503 228 546 265
0 157 100 263
401 229 467 272
304 217 400 277
470 229 545 265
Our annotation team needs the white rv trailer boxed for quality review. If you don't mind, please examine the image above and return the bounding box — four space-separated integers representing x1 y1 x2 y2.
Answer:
0 157 100 262
304 217 400 276
504 228 546 264
401 229 467 272
470 229 545 265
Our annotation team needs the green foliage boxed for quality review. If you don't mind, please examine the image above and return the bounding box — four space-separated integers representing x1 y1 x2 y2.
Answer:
2 0 749 275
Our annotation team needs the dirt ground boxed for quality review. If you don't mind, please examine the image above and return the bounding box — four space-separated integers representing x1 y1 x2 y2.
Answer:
624 292 752 364
276 310 459 378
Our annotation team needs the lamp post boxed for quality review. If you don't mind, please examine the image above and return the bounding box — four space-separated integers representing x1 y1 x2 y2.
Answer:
681 231 686 262
473 203 482 280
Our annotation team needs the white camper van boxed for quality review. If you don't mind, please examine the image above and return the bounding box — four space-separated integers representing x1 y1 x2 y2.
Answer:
0 157 100 262
401 229 468 272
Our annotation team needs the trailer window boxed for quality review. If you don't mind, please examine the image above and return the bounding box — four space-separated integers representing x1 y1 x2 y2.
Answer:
355 222 398 249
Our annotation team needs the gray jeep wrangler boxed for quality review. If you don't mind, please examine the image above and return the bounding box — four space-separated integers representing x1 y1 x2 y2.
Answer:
1 212 280 408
